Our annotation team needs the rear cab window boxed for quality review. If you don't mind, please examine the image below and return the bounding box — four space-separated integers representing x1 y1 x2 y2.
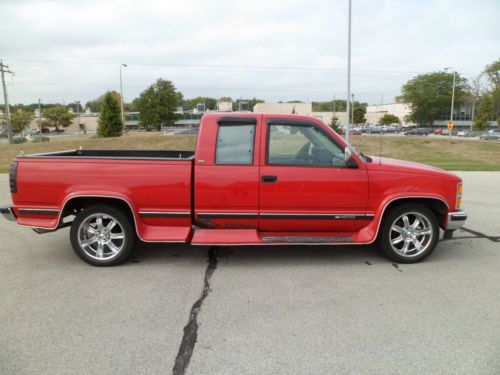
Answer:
215 124 255 165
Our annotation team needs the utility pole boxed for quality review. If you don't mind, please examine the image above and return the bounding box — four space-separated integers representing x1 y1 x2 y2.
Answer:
38 98 42 132
1 60 14 144
345 0 352 143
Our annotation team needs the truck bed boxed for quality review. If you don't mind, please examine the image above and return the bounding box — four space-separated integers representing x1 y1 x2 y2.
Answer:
12 149 194 242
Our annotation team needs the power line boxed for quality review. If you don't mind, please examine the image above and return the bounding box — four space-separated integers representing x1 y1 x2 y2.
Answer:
4 57 436 75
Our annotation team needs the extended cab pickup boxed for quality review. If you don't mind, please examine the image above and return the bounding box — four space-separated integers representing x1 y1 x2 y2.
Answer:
1 113 467 266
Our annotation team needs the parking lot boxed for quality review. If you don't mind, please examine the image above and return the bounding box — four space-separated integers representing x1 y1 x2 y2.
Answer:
1 172 499 375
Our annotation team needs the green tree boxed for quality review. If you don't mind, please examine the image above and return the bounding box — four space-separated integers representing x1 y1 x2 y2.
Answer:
400 71 468 126
312 100 347 112
42 106 75 130
353 106 366 124
474 95 494 131
97 92 123 137
85 91 122 112
330 116 342 134
378 114 400 125
482 59 500 122
12 110 33 133
136 79 181 128
182 96 218 111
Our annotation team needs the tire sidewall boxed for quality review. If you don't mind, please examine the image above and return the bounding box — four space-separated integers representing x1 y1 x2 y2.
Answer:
70 205 135 266
379 204 439 263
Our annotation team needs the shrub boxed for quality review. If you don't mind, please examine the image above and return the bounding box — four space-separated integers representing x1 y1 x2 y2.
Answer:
32 135 50 143
12 136 28 144
98 92 123 137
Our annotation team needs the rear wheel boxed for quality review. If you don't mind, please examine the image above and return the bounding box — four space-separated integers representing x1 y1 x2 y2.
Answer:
70 205 135 266
378 204 439 263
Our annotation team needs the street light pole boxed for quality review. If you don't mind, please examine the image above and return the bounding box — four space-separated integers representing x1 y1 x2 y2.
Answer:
470 99 475 132
351 93 354 128
450 70 456 137
345 0 352 144
119 64 127 127
38 98 42 132
75 100 81 134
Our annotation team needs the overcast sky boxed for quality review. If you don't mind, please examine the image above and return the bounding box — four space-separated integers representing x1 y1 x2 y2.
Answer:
1 0 499 106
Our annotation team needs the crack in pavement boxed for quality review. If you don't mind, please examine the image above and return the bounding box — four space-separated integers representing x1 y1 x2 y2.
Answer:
172 247 218 375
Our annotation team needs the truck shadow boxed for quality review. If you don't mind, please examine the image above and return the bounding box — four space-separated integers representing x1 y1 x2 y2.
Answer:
131 242 388 266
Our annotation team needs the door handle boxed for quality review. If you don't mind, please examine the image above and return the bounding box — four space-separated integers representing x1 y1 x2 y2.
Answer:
262 175 278 183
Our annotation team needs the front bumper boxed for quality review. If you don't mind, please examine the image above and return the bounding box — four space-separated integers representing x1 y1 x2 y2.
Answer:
0 205 17 222
446 209 467 230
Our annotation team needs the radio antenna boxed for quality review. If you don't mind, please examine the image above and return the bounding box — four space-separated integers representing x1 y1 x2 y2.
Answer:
379 131 382 165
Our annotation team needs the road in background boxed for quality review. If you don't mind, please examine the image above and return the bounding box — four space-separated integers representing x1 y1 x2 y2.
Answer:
1 173 499 374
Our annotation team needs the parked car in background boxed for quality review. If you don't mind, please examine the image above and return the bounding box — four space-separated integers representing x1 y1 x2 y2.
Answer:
405 128 431 136
366 126 384 134
480 130 500 140
434 128 444 135
457 130 475 138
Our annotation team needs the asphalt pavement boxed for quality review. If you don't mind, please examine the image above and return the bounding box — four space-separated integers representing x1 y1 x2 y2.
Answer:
0 172 499 375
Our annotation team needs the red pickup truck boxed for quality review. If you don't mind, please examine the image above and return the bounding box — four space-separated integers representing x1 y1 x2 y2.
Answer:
1 113 466 266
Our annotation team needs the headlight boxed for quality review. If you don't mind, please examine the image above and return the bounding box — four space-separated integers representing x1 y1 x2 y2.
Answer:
456 182 462 209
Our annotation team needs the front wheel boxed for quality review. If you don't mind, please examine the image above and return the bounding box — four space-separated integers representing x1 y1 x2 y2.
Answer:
70 205 135 266
378 204 439 263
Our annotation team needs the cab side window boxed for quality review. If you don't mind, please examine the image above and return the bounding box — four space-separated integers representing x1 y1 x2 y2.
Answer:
268 124 345 167
215 124 255 165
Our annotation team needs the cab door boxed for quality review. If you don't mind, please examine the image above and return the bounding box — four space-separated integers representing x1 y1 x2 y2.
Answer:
194 115 260 229
258 117 370 232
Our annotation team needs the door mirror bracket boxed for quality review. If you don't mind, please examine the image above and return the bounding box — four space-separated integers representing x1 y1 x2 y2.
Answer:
344 147 358 168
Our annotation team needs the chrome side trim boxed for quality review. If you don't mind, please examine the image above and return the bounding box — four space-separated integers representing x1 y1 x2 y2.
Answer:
262 235 353 243
197 212 375 220
1 205 17 222
260 213 374 220
446 210 467 230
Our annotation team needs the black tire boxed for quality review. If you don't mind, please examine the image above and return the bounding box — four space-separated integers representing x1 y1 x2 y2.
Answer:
378 204 439 263
70 204 135 266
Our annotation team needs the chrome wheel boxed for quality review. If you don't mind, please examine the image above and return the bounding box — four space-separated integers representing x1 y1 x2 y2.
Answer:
389 212 433 257
77 213 125 261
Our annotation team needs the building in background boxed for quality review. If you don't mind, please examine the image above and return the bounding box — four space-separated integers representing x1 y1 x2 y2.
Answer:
217 98 233 112
253 102 348 127
365 103 414 126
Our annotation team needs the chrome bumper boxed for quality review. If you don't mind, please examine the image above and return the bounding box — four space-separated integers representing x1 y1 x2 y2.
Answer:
446 209 467 230
0 205 17 222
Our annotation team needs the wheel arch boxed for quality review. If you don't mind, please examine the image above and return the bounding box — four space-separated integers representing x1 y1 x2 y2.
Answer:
59 195 139 235
380 196 448 230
